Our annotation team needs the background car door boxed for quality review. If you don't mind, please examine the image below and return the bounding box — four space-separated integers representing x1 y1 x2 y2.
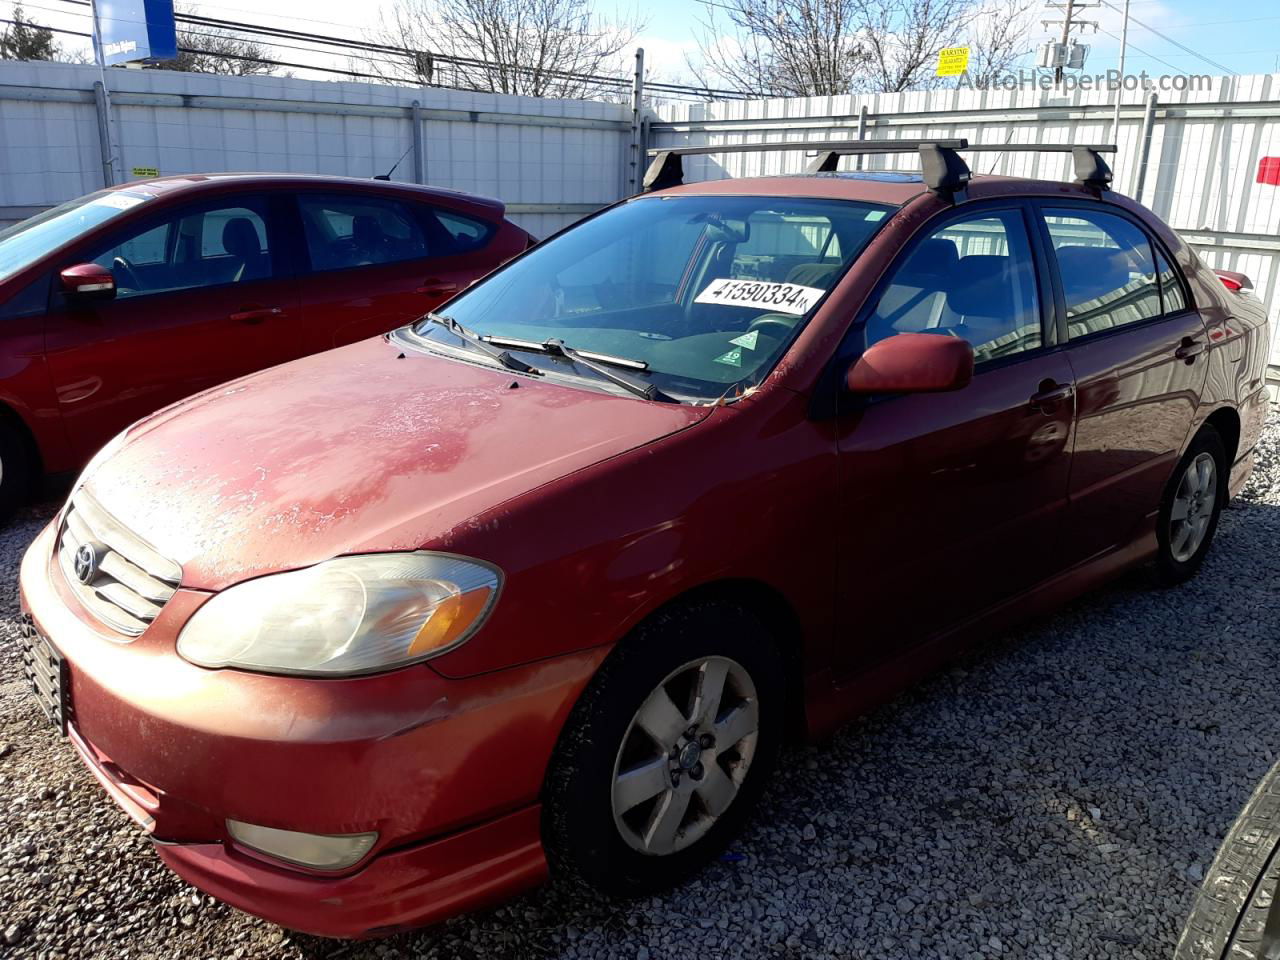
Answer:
44 194 298 462
290 192 501 352
831 204 1076 678
1036 204 1208 566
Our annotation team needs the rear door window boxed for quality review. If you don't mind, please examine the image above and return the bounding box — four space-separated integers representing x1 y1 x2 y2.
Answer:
298 194 429 271
1042 209 1163 338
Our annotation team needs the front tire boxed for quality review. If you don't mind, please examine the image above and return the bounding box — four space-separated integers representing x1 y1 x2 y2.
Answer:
542 600 784 897
0 422 33 523
1155 426 1227 585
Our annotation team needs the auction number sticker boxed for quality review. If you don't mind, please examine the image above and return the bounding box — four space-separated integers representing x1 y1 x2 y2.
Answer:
695 279 825 316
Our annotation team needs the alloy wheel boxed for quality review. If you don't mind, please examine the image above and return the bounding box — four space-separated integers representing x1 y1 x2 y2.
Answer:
1170 451 1218 563
611 656 759 856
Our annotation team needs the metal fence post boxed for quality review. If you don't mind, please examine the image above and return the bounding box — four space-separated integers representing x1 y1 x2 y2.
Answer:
92 80 116 187
1134 90 1158 203
411 100 425 184
628 48 646 195
855 104 868 170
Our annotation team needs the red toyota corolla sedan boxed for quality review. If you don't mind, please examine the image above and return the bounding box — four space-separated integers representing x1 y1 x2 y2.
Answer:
18 141 1271 938
0 174 532 517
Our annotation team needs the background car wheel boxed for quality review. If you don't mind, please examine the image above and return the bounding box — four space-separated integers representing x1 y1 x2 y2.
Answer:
1155 425 1227 585
0 423 33 523
1176 757 1280 960
542 600 785 897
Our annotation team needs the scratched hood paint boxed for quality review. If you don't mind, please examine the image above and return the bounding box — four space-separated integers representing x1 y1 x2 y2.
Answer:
86 336 709 591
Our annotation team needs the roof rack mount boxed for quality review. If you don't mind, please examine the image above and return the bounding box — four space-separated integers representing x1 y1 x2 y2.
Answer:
641 139 1117 199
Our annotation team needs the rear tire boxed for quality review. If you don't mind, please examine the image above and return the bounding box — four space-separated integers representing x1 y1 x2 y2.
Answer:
1176 758 1280 960
542 600 784 897
1155 426 1227 585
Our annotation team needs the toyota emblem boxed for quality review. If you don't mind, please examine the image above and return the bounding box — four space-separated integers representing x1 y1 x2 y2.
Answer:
74 542 101 584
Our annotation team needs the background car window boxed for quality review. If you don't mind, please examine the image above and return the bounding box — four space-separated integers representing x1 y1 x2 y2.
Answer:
865 210 1042 363
1043 209 1162 338
88 200 273 300
299 195 429 271
1155 249 1188 313
432 209 494 253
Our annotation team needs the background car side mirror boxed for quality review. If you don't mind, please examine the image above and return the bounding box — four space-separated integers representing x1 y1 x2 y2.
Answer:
60 263 116 301
845 333 974 394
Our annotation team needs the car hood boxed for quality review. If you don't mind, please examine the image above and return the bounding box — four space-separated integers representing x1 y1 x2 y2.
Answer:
85 336 710 591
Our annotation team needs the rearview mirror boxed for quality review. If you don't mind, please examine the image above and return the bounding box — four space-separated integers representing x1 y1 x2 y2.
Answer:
60 263 116 301
846 333 974 394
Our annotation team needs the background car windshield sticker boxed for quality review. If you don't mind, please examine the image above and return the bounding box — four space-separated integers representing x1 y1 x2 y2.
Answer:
729 330 759 350
695 279 824 316
714 347 744 367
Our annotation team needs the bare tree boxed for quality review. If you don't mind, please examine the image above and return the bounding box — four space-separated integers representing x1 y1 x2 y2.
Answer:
854 0 978 92
691 0 867 98
369 0 642 99
692 0 1033 96
963 0 1037 87
152 11 276 77
1 3 58 61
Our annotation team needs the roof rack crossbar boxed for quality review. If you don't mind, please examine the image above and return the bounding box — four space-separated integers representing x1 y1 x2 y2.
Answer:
641 140 1118 197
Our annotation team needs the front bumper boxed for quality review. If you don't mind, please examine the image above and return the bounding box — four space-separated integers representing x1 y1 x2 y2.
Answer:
19 521 606 937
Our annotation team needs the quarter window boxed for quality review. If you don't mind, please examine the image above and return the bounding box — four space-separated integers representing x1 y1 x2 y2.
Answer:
298 195 429 272
1043 209 1162 338
1155 249 1187 313
866 209 1042 363
87 199 273 300
432 209 494 253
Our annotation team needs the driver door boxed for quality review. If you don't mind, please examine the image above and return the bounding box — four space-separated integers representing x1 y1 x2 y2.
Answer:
830 203 1077 678
44 193 298 462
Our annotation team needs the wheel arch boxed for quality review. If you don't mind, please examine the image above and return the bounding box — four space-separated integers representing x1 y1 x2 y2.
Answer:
630 578 809 742
0 398 44 493
1201 406 1241 466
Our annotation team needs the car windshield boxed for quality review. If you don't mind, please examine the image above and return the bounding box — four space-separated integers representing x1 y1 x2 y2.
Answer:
0 190 155 284
411 195 893 401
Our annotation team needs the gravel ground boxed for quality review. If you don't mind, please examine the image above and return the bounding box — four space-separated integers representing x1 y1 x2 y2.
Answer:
3 416 1280 960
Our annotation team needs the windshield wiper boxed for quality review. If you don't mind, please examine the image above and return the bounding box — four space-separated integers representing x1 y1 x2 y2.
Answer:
424 313 537 374
484 335 676 402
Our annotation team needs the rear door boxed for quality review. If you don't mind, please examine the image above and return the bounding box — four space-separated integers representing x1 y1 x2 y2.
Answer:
831 202 1077 677
1035 203 1208 565
289 191 502 353
44 193 298 462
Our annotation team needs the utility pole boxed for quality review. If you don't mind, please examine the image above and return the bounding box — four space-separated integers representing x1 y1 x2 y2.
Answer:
1042 0 1099 87
1110 0 1131 140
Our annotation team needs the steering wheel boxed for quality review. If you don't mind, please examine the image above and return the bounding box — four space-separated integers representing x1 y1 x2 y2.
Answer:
111 256 142 292
746 313 800 338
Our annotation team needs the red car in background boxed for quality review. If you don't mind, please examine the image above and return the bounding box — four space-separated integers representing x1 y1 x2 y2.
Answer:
0 174 532 516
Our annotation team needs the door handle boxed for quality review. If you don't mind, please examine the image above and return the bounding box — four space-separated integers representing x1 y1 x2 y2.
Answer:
1029 381 1074 411
230 306 283 324
1174 336 1206 362
416 280 459 296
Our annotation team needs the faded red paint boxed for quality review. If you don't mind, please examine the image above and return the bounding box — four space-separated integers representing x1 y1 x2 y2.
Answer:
18 170 1272 938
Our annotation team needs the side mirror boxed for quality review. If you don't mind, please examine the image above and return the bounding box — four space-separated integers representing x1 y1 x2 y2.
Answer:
846 333 974 394
60 263 116 301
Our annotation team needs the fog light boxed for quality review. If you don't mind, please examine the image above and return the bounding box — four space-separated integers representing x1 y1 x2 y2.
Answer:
226 820 377 871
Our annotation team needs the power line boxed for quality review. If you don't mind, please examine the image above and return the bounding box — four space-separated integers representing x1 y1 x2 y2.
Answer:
1096 0 1238 76
1093 24 1187 74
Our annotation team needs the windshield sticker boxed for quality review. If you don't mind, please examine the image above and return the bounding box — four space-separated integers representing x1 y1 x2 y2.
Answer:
695 279 824 316
713 347 744 367
728 330 759 350
865 210 887 221
91 193 148 212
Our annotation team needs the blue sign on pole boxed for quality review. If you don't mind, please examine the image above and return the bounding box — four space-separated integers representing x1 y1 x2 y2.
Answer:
95 0 178 66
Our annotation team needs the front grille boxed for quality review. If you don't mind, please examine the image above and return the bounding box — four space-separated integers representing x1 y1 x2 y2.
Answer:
56 490 182 637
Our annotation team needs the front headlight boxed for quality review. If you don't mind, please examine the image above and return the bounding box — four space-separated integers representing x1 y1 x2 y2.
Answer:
177 553 501 677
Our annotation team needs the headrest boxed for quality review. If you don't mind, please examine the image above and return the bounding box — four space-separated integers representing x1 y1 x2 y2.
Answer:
222 217 261 259
352 214 383 247
946 255 1017 316
900 238 960 281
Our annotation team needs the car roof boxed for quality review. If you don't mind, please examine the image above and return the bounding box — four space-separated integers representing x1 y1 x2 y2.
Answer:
653 171 1109 207
107 173 505 215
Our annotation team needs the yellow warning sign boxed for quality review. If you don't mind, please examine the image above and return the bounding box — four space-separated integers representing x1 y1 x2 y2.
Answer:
131 166 160 178
936 47 970 77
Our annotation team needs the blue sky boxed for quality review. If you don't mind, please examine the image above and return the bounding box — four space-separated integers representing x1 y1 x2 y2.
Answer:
7 0 1280 85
